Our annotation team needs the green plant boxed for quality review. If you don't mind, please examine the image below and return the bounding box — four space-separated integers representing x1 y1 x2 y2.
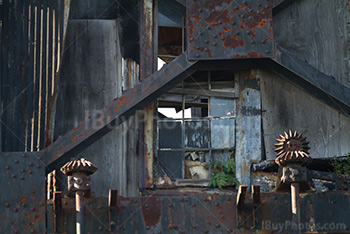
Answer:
332 153 350 175
208 160 239 189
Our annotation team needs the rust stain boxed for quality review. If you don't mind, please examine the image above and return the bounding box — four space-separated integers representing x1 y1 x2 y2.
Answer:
223 32 245 50
204 9 230 26
141 197 161 227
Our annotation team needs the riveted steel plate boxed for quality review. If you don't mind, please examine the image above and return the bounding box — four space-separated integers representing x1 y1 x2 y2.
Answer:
0 152 46 234
187 0 273 60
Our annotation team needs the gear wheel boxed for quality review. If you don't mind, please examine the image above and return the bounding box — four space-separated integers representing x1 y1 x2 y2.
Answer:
274 130 311 166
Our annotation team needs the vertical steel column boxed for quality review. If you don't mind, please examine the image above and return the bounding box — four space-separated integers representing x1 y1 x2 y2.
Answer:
139 0 158 189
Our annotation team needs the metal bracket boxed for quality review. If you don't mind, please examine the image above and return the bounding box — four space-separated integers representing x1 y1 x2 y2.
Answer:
108 189 118 232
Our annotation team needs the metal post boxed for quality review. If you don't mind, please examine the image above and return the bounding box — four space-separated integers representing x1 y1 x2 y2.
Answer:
291 182 300 234
60 158 97 234
76 191 84 234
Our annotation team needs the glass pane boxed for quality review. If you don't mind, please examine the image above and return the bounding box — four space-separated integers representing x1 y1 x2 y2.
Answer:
158 151 184 179
211 119 235 149
158 120 182 148
184 120 209 148
210 98 235 117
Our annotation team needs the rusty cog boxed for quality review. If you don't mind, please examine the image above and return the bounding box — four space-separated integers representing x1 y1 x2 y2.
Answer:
274 130 311 166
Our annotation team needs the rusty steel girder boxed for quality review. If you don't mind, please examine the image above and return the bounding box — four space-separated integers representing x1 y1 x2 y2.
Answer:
187 0 273 60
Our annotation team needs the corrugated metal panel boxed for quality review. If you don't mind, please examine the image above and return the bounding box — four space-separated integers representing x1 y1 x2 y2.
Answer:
0 0 70 151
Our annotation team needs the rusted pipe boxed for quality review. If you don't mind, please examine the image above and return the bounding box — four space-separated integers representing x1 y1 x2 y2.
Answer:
76 191 84 234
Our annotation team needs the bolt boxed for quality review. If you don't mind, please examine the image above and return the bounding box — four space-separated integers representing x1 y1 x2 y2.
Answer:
5 165 10 170
5 203 10 208
14 160 19 164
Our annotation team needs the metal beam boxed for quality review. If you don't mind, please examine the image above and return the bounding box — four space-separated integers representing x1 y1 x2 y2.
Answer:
267 45 350 116
44 53 198 168
272 0 295 15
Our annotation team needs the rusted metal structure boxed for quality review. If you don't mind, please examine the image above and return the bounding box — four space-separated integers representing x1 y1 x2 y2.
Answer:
1 0 350 233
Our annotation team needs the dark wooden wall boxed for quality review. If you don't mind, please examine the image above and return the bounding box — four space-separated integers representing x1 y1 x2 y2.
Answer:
274 0 350 88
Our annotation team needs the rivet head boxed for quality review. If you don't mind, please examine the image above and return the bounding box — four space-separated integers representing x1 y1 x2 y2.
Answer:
215 202 220 207
196 46 200 50
192 203 196 207
218 20 222 24
20 169 25 173
249 16 253 21
190 37 194 42
30 229 35 233
221 37 225 41
31 207 36 211
193 224 197 229
11 174 16 178
226 197 231 201
212 9 216 13
146 226 150 230
168 203 172 208
213 34 217 38
22 154 26 158
29 162 33 166
250 40 254 45
145 204 149 208
262 40 266 44
204 229 209 233
13 208 18 212
37 165 41 169
99 226 103 231
5 203 10 208
28 171 32 174
204 48 208 52
38 157 43 161
196 53 200 58
199 9 203 13
236 32 240 35
265 50 270 54
20 176 24 180
216 224 220 228
14 160 19 164
5 165 10 170
208 26 211 30
14 230 19 234
247 31 250 35
212 42 217 46
205 39 209 44
199 32 203 36
22 203 26 207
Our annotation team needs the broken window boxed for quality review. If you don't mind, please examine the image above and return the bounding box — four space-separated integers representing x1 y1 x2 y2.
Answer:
156 71 237 183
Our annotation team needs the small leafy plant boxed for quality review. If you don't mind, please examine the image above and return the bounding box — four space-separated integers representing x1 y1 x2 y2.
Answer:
208 160 239 189
332 153 350 175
